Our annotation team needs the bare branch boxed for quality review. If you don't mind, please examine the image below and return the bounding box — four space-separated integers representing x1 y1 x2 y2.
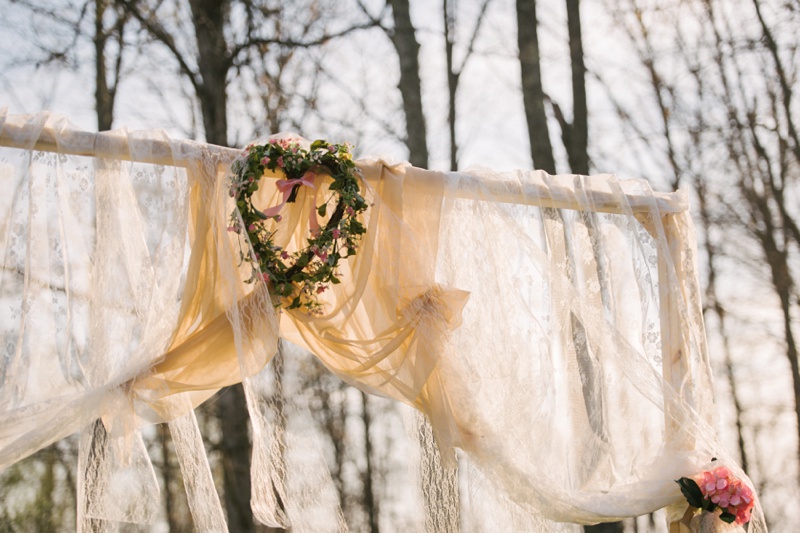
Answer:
228 20 380 67
115 0 202 92
456 0 493 74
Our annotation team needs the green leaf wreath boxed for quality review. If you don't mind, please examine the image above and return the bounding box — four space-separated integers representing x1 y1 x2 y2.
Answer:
228 137 368 313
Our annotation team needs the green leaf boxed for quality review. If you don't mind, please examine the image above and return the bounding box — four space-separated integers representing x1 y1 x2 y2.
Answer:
719 512 736 524
349 220 365 234
318 203 327 217
676 478 704 509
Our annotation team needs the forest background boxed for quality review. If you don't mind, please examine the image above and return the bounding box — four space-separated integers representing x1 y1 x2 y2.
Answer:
0 0 798 532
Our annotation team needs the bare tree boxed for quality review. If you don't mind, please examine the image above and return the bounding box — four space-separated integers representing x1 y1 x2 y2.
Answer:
694 0 800 484
601 0 800 527
385 0 429 168
443 0 492 171
94 0 129 130
562 0 588 174
0 0 131 130
516 0 556 173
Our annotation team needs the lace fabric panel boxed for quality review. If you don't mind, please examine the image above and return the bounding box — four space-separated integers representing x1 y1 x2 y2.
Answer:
168 410 227 532
0 111 244 530
412 412 460 533
246 352 348 533
1 113 189 462
428 168 764 531
77 417 160 531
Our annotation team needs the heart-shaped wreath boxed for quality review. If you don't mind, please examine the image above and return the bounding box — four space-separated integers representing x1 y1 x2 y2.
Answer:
228 137 368 313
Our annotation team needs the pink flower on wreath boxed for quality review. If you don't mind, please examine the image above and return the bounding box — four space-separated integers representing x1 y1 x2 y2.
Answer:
345 206 355 216
261 156 270 166
313 247 328 262
316 285 327 294
248 224 256 232
281 251 289 260
274 215 282 222
331 228 341 239
696 467 755 525
277 156 284 168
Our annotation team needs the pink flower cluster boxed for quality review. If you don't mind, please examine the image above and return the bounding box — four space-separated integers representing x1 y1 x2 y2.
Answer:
697 467 755 525
310 245 328 262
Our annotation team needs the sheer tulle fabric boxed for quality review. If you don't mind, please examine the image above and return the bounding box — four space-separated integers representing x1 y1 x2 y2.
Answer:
0 112 765 532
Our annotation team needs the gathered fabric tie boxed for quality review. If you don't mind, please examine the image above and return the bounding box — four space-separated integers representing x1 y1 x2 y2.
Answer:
261 171 321 233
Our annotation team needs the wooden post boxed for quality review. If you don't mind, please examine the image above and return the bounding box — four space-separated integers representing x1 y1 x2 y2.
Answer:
659 213 695 532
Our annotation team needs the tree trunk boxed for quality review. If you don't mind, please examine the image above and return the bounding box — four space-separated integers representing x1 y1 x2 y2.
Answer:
218 383 255 533
567 3 619 531
361 392 379 533
566 0 588 174
187 2 255 530
444 0 459 171
94 0 118 131
159 424 184 533
388 0 429 168
34 446 56 532
189 0 230 146
516 0 556 173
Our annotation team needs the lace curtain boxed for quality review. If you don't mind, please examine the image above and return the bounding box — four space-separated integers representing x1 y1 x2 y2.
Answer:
0 111 766 532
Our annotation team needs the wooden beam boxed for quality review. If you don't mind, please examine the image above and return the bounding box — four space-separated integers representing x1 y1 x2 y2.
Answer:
0 113 238 166
0 112 688 215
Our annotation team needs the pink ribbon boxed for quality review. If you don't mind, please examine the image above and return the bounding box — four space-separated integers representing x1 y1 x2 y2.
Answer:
260 171 321 233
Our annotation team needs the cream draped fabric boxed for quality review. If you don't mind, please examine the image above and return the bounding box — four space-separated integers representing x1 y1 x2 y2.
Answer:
0 111 766 532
